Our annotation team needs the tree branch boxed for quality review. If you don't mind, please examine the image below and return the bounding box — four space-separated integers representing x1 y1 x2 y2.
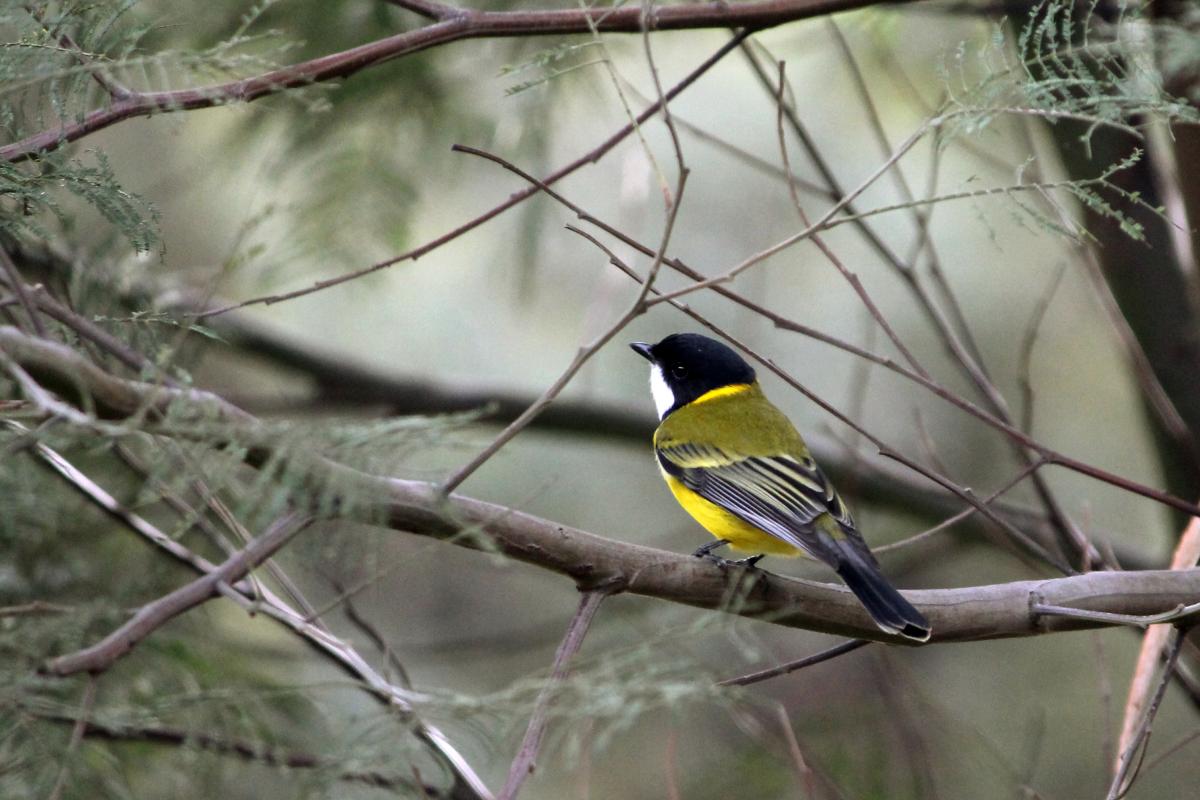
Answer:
33 711 444 795
1 0 924 163
499 586 617 800
452 141 1200 521
15 423 491 798
42 514 311 676
718 638 871 686
181 302 1154 567
6 325 1200 644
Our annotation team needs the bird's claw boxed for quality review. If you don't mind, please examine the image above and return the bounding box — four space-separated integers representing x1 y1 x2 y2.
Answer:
692 540 763 569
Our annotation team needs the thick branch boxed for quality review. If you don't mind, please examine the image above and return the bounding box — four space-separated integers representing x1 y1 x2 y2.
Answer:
0 325 252 425
2 0 923 163
6 325 1199 642
188 308 1157 567
379 474 1200 642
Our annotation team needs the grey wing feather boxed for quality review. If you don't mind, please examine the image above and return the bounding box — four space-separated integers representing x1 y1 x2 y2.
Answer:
657 446 858 560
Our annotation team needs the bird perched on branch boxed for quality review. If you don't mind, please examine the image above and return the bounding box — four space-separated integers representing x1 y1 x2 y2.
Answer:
631 333 930 642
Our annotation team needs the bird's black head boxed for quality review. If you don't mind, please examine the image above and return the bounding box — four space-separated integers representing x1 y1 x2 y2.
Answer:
630 333 756 418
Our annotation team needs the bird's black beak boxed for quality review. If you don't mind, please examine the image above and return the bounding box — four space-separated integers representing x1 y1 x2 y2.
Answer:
630 342 654 362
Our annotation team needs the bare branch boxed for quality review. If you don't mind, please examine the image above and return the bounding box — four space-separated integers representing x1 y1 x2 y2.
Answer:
42 514 312 676
8 324 1200 643
196 29 750 318
775 705 818 799
772 59 928 379
752 30 1095 570
17 426 492 799
450 143 1200 521
2 0 926 163
437 150 689 492
34 711 444 794
499 586 618 800
0 245 44 336
1115 516 1200 768
1032 602 1200 629
1107 627 1188 800
719 638 870 686
0 600 72 617
46 676 97 800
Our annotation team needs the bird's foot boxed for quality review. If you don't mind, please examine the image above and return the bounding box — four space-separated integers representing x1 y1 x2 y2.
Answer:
692 539 731 558
692 540 762 569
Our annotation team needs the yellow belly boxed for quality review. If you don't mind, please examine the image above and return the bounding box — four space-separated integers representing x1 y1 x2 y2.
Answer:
665 475 803 556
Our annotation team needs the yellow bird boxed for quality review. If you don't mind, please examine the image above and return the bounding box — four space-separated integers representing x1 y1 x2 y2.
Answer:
631 333 930 642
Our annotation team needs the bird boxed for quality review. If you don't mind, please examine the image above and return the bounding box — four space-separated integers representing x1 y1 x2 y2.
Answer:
630 332 930 642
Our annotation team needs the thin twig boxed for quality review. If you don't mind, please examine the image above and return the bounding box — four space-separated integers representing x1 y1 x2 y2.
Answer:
772 59 928 378
646 116 939 306
1114 514 1200 769
873 457 1047 555
42 514 312 676
3 0 930 164
1107 627 1187 800
664 725 681 800
34 711 441 793
827 19 989 373
776 704 818 799
46 675 97 800
1005 98 1200 476
437 152 688 494
0 245 44 336
335 577 414 688
23 3 131 99
1033 602 1200 629
1093 630 1116 773
618 74 832 197
719 639 870 687
0 600 73 617
196 30 748 320
750 33 1093 568
17 426 492 798
1139 726 1200 777
498 586 618 800
1017 263 1068 435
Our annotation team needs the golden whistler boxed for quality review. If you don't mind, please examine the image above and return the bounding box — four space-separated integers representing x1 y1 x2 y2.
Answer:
632 333 930 642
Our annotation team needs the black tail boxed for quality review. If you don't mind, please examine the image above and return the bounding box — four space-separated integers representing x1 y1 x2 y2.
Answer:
834 544 930 642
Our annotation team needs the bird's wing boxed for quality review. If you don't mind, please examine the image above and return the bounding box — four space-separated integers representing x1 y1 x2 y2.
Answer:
656 442 857 559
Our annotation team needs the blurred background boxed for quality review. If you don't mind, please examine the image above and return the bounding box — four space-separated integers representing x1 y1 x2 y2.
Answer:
3 1 1200 798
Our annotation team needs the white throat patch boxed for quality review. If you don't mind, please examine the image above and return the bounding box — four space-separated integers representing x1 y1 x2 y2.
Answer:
649 364 675 419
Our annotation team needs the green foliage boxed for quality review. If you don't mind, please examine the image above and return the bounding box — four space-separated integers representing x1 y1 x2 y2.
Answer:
0 397 487 797
924 0 1200 245
942 0 1199 136
500 41 607 96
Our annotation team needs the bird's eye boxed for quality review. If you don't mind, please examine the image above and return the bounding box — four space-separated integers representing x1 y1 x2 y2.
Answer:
671 364 688 379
